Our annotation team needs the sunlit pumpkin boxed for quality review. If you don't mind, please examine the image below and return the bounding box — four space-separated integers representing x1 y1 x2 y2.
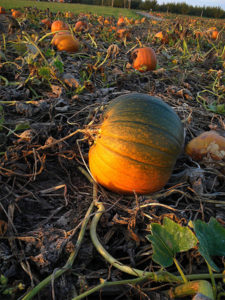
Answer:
65 11 74 18
41 18 52 29
206 27 219 40
51 32 79 53
154 31 169 44
0 7 6 14
117 16 125 27
116 28 131 39
130 47 157 72
12 10 22 18
186 130 225 161
89 93 184 194
51 20 69 33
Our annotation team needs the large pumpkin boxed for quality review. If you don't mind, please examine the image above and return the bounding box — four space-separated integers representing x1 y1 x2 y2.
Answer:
51 32 79 53
89 93 184 194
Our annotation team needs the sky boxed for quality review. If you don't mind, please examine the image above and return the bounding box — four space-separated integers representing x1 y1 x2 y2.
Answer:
156 0 225 10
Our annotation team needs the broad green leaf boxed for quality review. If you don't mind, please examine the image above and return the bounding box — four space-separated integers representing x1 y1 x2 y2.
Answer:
194 217 225 272
146 217 198 267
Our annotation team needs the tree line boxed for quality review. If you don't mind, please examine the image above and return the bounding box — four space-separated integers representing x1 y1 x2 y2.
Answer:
68 0 225 18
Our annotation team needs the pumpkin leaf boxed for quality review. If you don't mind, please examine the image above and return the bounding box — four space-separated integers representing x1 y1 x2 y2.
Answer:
194 217 225 272
146 217 198 267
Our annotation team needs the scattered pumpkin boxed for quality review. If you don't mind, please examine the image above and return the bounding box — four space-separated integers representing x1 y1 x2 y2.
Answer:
206 27 219 40
130 47 157 72
186 130 225 161
12 10 22 18
65 11 74 18
41 18 52 29
74 20 88 32
154 31 169 44
117 16 125 27
0 7 6 14
116 28 131 39
51 32 79 53
89 93 184 194
51 20 69 33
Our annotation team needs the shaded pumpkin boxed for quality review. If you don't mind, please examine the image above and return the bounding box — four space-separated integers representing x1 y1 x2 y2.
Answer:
0 7 6 14
12 10 22 18
41 18 52 29
51 20 69 33
51 32 79 53
130 47 157 72
89 93 184 195
185 130 225 161
74 20 88 32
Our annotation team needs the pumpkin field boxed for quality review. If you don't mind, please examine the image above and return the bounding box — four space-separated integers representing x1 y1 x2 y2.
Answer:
0 1 225 299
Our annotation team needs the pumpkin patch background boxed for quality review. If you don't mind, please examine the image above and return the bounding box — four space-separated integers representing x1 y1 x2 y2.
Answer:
0 1 225 299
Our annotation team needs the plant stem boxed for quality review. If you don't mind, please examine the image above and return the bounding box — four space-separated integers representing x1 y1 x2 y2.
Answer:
173 258 188 283
90 201 224 283
206 262 217 299
72 276 150 300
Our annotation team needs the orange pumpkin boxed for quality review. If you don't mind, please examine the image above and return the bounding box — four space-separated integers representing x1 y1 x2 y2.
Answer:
74 20 88 32
154 31 169 44
186 130 225 161
130 47 157 72
51 32 79 53
89 93 184 194
206 27 219 40
117 16 125 27
116 28 131 39
12 10 22 18
0 6 6 14
51 20 69 33
41 18 52 29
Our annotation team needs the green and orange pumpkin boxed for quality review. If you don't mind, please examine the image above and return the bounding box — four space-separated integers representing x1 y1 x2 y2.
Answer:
89 93 184 194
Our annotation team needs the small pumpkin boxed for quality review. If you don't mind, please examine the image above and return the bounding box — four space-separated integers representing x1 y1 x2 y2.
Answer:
116 28 131 39
206 27 219 40
74 20 88 32
130 47 157 72
186 130 225 161
0 7 6 14
51 20 69 33
89 93 184 194
117 16 125 27
154 31 169 44
12 10 22 18
51 32 79 53
41 18 52 29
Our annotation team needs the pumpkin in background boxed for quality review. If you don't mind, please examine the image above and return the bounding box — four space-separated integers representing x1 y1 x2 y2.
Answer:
51 20 69 33
0 7 6 14
186 130 225 161
12 10 22 18
117 16 125 26
41 18 52 29
89 93 184 195
154 31 169 44
206 27 219 40
74 20 88 32
130 47 157 72
116 28 131 39
51 32 79 53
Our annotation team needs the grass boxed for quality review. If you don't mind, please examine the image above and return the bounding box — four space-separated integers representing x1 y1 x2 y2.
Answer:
0 0 139 18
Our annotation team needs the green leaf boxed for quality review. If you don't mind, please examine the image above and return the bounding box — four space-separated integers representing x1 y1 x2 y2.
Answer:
146 217 198 267
194 217 225 272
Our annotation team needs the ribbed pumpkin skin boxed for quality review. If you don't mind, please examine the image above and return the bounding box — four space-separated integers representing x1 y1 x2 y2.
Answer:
132 47 157 72
89 93 184 195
